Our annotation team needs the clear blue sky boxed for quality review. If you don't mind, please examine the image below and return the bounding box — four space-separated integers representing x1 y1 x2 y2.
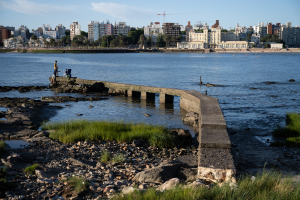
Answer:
1 0 300 32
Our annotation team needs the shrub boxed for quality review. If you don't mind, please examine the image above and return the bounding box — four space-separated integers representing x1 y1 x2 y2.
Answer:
68 176 89 193
24 164 40 175
112 153 126 164
0 141 5 155
100 150 111 163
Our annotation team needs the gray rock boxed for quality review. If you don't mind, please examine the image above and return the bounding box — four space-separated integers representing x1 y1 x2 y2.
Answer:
177 129 191 138
158 178 180 191
122 186 135 194
132 140 144 147
132 161 185 183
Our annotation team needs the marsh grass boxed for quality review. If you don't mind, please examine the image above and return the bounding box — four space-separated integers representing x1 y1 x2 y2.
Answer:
273 113 300 146
24 164 40 175
67 176 89 193
100 150 111 163
113 170 300 200
42 120 174 148
0 140 5 155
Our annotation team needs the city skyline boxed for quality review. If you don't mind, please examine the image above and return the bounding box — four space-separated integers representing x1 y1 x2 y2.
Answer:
1 0 300 32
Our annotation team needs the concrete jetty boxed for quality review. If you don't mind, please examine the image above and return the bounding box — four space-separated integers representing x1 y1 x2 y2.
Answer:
50 77 236 182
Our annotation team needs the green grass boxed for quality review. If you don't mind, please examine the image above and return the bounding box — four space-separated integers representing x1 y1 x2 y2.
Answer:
24 164 40 175
42 120 174 148
100 150 111 163
112 153 126 164
113 170 300 200
0 166 7 183
0 141 5 155
272 113 300 146
67 176 89 193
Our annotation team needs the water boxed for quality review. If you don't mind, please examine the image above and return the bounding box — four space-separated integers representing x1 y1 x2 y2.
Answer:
0 53 299 132
4 140 33 149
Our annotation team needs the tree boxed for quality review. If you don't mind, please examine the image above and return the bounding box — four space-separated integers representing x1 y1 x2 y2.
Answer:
139 34 146 48
156 33 166 47
72 35 85 47
146 35 152 47
252 44 256 48
81 31 88 37
181 30 186 35
247 33 251 41
264 43 271 48
164 35 171 48
50 38 56 47
101 35 113 47
171 36 177 48
65 30 70 36
31 35 37 40
36 38 40 46
128 28 144 44
221 29 228 32
84 38 90 47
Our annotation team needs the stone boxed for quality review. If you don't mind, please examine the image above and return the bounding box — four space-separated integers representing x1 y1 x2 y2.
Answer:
132 161 185 183
177 129 191 138
122 186 135 194
144 114 151 117
138 183 148 190
230 182 238 190
289 79 295 82
132 140 144 147
89 105 94 108
185 180 207 188
158 178 180 191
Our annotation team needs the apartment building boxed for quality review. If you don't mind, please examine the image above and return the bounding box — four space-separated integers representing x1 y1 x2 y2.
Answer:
162 23 181 37
113 22 131 36
0 26 12 45
70 22 81 40
279 22 300 47
144 22 163 45
185 21 193 41
14 25 29 39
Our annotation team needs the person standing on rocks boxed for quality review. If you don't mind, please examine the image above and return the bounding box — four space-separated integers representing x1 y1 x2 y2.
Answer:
51 61 60 84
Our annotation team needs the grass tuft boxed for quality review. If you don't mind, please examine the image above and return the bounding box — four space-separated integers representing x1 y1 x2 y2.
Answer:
42 120 174 148
112 153 126 164
112 170 300 200
24 164 40 175
0 140 5 155
100 150 111 163
272 113 300 146
68 176 89 193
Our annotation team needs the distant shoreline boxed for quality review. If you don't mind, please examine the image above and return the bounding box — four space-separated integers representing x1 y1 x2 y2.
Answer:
1 48 299 54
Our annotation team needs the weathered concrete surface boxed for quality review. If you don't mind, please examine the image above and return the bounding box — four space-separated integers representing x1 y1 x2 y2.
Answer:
50 77 235 183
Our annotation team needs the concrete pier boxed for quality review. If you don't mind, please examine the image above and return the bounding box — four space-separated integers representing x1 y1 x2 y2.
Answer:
50 77 236 182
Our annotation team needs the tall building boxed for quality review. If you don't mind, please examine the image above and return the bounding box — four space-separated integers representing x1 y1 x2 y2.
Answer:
14 25 29 39
104 22 113 36
70 22 81 40
254 22 267 37
55 24 66 38
162 23 181 37
0 26 12 45
113 22 131 36
185 21 193 41
144 22 163 45
279 22 300 47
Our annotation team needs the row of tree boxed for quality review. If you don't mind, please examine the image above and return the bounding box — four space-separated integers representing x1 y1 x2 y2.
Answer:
260 34 285 47
30 28 182 48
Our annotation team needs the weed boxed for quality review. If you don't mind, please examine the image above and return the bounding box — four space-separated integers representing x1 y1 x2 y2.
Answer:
42 120 174 148
0 166 7 183
24 164 40 175
101 150 111 163
0 140 5 155
112 170 300 200
68 176 89 193
112 153 126 164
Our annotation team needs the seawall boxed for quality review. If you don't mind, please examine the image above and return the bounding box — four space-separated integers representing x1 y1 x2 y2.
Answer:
50 77 236 182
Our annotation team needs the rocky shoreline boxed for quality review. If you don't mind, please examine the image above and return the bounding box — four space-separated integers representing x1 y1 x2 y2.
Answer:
1 85 300 199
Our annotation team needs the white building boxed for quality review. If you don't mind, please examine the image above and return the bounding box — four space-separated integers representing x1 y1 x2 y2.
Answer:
144 22 163 44
14 25 29 39
251 33 260 43
55 24 66 38
70 22 81 40
42 24 59 39
177 20 249 49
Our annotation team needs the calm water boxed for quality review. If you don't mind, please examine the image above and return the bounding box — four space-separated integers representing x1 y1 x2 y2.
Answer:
0 53 299 131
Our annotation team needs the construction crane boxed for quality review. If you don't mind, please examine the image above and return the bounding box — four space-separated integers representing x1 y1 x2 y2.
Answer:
157 11 198 23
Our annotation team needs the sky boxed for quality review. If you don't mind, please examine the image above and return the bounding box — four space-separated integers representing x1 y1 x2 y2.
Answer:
0 0 300 32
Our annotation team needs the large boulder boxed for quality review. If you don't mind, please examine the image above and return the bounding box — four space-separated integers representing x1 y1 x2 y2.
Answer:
132 161 185 183
158 178 180 191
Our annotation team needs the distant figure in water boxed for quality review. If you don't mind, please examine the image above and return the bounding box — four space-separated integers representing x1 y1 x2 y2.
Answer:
246 54 247 56
233 54 234 56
